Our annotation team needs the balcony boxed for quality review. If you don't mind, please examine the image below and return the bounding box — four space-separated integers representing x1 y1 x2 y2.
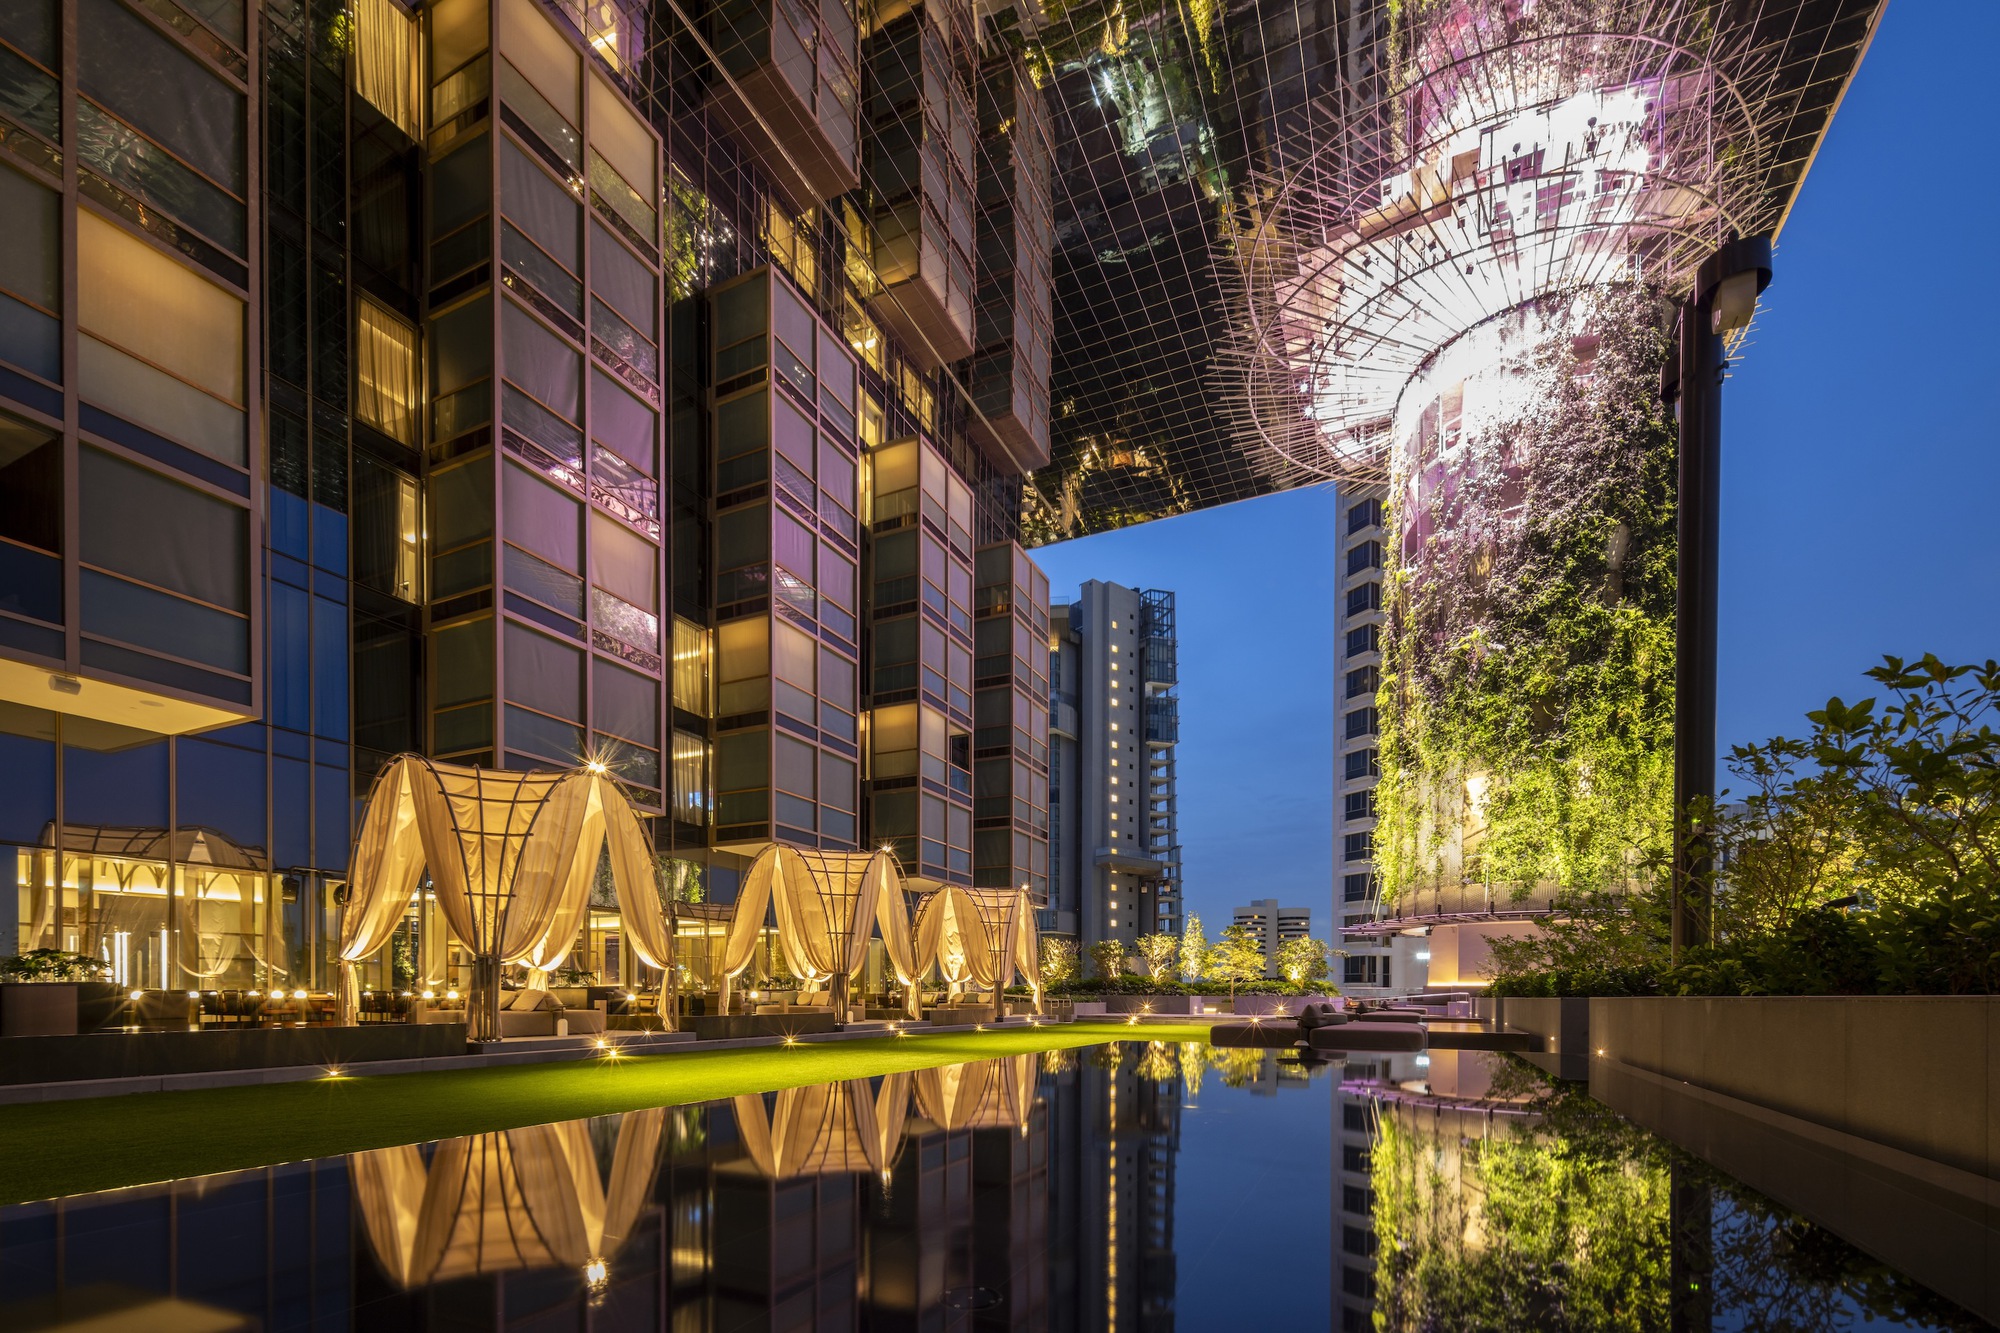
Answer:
967 51 1051 473
862 10 974 368
1144 697 1178 747
703 0 861 208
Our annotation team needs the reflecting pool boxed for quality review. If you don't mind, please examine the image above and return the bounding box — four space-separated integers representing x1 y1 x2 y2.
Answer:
0 1043 1984 1331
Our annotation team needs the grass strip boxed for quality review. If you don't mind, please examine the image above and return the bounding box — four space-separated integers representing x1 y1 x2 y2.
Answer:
0 1022 1209 1205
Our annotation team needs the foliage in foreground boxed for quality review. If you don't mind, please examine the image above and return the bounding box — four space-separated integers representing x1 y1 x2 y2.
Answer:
1487 656 2000 996
0 949 112 982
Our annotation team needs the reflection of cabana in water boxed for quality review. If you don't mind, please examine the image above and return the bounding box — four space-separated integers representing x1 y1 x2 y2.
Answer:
731 1074 912 1180
349 1108 665 1291
712 848 1044 1020
340 755 673 1040
912 1055 1037 1133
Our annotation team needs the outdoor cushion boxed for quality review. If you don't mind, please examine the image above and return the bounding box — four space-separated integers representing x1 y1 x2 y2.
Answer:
511 988 550 1013
1305 1022 1426 1053
1208 1021 1305 1049
1296 1004 1351 1031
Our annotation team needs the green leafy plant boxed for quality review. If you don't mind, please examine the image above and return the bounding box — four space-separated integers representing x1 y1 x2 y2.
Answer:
1205 924 1266 998
1486 655 2000 996
1133 931 1179 982
1087 939 1128 981
1273 936 1336 987
1377 287 1679 907
1178 913 1209 983
0 950 112 983
1039 936 1079 989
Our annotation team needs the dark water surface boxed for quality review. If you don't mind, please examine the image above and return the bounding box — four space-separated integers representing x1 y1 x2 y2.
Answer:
0 1042 1983 1331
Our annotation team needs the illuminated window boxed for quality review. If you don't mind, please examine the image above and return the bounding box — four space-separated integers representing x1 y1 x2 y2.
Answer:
355 296 420 445
672 616 710 714
353 0 422 137
671 728 708 825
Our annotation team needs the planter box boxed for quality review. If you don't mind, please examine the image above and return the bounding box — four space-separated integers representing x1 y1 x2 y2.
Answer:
688 1013 839 1041
0 1022 468 1085
0 983 125 1037
1232 993 1334 1017
1590 995 2000 1326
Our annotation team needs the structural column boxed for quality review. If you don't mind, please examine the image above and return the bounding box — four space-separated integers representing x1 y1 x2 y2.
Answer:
1671 235 1771 959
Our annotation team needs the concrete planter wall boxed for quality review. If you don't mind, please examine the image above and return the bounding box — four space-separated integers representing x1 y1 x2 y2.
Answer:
1590 995 2000 1324
1231 993 1334 1017
0 983 126 1037
1591 996 1998 1179
1474 995 1592 1079
1100 994 1229 1015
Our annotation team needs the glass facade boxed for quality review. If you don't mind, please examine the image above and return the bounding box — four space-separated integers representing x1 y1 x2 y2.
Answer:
0 0 1053 1000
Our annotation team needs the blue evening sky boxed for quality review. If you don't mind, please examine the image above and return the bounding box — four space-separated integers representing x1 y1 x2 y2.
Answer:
1031 1 2000 939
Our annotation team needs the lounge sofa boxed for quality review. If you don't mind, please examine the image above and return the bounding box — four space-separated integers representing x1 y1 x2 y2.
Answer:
496 989 607 1037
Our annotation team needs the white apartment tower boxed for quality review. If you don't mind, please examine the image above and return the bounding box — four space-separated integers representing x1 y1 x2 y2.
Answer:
1334 487 1406 995
1234 898 1312 977
1048 581 1183 947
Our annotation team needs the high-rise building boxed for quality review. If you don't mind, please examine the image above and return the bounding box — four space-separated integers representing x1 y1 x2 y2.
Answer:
0 0 1053 989
1232 897 1310 978
1332 486 1419 997
1046 581 1180 947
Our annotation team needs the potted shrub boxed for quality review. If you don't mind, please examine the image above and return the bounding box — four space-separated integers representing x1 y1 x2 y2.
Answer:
0 950 124 1036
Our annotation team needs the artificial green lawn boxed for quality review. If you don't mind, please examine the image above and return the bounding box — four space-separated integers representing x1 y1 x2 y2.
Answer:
0 1021 1208 1204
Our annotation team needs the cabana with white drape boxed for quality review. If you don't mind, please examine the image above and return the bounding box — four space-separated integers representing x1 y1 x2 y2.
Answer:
912 886 1042 1013
349 1108 665 1289
715 845 913 1020
340 755 672 1039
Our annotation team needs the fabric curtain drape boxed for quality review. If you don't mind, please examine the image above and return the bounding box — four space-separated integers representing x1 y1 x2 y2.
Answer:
913 885 982 992
338 756 673 1036
355 297 420 444
720 846 910 1017
340 758 431 1022
351 0 422 138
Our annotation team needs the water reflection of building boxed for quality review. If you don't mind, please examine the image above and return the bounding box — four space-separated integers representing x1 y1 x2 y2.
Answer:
1043 1044 1181 1333
0 1053 1187 1331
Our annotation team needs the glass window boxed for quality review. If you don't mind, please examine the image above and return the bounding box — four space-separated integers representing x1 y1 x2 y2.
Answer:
772 620 814 688
670 728 706 825
430 457 494 551
587 74 653 193
589 510 657 612
501 138 581 272
671 616 709 715
430 135 491 239
590 366 655 475
593 656 657 746
0 164 57 311
79 447 245 611
79 569 246 671
506 703 582 764
352 457 421 602
355 297 420 445
715 616 767 714
434 619 495 709
430 292 493 395
77 211 246 460
353 0 422 137
503 299 581 420
0 406 61 558
79 0 243 191
774 733 814 796
504 541 582 616
717 727 767 790
504 619 582 720
589 220 655 339
498 0 579 122
502 459 581 568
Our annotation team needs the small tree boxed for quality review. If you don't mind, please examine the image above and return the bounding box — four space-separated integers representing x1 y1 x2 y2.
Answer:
1040 937 1079 990
1274 936 1333 988
1088 939 1128 981
1179 914 1209 985
1207 924 1266 999
1134 932 1179 983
